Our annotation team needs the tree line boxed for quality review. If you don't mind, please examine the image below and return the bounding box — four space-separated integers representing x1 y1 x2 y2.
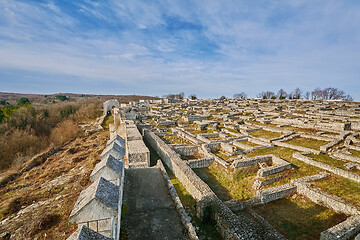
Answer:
253 87 353 101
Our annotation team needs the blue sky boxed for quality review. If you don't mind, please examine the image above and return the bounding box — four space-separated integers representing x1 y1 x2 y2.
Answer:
0 0 359 99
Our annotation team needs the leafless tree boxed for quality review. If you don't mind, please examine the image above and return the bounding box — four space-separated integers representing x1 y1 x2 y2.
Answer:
257 91 275 99
233 92 247 99
276 89 287 99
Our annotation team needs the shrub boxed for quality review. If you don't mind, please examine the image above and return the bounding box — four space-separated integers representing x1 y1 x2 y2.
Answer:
50 120 82 146
17 97 30 106
55 95 68 101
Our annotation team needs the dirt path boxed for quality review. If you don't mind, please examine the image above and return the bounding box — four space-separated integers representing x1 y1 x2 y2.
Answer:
122 167 188 240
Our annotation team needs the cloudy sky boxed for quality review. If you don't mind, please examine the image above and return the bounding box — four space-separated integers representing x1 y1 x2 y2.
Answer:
0 0 359 99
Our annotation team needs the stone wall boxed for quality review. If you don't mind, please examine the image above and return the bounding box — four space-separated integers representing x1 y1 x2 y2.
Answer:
293 181 360 215
256 183 296 204
330 151 360 164
293 152 360 183
273 141 321 154
103 99 120 115
232 155 271 168
320 215 360 240
186 158 214 168
172 145 198 157
173 128 204 144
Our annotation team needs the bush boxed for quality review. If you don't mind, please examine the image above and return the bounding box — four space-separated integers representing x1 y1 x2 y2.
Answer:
17 97 30 106
50 120 82 146
55 95 68 101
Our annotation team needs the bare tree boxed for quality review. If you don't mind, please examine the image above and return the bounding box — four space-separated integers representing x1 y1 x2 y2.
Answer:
233 92 247 99
257 91 275 99
304 91 310 100
292 88 302 99
276 89 287 99
310 87 352 101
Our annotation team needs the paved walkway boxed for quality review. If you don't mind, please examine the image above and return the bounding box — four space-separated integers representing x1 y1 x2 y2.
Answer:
122 167 188 240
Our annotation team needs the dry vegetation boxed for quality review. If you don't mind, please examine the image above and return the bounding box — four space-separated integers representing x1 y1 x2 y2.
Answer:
0 131 108 239
0 98 103 171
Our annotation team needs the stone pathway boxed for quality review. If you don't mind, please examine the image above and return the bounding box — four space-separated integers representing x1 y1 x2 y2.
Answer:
122 167 188 240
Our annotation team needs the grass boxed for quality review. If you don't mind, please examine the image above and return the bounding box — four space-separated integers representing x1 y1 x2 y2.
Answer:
308 153 344 168
163 135 192 145
215 151 233 160
0 131 108 239
194 163 257 201
255 195 348 240
243 140 259 147
101 113 114 131
246 147 320 188
349 149 360 158
312 174 360 208
250 129 283 139
282 126 319 134
226 128 238 133
308 153 360 174
285 137 329 150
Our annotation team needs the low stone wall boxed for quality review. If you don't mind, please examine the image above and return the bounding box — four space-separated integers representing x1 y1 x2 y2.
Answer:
157 160 199 240
320 139 342 152
320 215 360 240
201 144 229 168
233 141 253 151
256 183 296 204
232 155 271 168
293 152 360 183
173 128 204 144
187 158 214 168
220 142 236 155
294 181 360 216
172 145 198 157
299 133 333 142
248 137 273 147
257 162 291 177
273 141 321 154
330 151 360 164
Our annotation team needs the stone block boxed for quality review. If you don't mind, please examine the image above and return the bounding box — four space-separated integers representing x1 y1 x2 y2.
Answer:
90 154 124 183
66 225 111 240
100 142 125 160
70 177 119 224
127 139 150 168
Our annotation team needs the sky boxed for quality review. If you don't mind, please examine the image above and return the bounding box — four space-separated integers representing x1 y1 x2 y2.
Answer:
0 0 359 100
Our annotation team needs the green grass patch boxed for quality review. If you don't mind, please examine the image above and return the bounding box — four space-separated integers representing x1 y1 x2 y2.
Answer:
308 153 344 168
255 195 348 240
101 114 114 131
194 163 257 201
286 137 328 150
250 129 282 139
350 149 360 158
312 175 360 208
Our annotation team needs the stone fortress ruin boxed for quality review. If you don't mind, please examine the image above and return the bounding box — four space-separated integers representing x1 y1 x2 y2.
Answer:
68 98 360 240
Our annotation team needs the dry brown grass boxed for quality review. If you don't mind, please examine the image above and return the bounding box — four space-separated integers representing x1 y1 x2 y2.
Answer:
0 131 108 239
50 120 83 146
